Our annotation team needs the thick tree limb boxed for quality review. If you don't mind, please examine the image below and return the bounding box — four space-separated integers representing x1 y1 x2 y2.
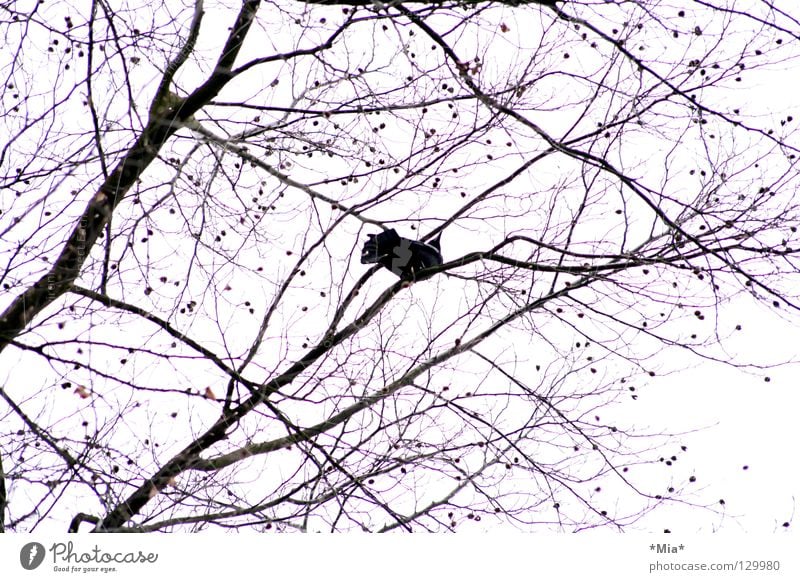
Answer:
68 513 100 533
94 277 406 530
0 0 261 354
0 450 5 533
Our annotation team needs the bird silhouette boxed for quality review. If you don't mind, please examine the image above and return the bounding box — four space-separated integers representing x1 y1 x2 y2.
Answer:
360 228 443 281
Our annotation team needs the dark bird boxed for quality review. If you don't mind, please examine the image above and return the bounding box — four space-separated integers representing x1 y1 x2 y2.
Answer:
360 228 443 281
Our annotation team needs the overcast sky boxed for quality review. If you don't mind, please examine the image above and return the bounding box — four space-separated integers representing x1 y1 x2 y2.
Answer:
1 0 799 541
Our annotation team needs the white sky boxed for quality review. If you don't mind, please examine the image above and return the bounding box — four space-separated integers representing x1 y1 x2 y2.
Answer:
1 0 799 538
631 299 799 533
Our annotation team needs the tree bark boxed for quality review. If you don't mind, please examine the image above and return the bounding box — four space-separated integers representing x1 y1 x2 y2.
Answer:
0 0 262 355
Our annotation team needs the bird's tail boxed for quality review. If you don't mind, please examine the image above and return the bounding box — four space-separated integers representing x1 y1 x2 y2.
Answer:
360 228 401 264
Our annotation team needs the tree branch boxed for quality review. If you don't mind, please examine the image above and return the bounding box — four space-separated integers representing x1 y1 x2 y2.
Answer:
296 0 559 5
0 0 262 355
0 450 6 533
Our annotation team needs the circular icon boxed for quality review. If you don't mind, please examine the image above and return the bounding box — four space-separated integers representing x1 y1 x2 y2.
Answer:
20 542 46 570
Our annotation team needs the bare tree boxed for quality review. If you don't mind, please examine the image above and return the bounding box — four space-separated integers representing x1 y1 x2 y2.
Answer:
1 0 798 532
